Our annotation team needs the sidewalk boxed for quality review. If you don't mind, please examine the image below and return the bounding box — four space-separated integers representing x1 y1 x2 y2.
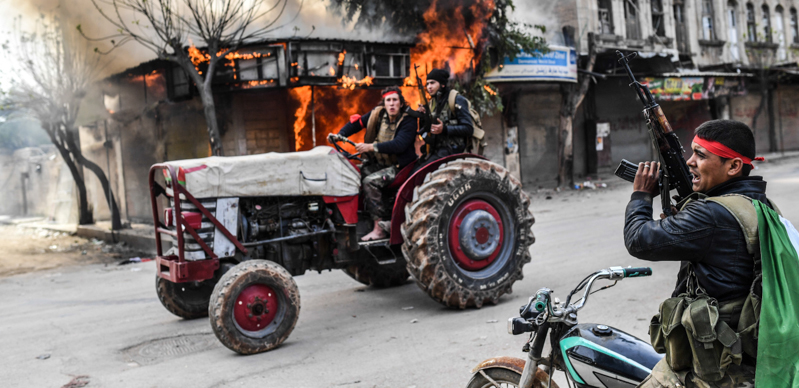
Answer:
1 216 160 255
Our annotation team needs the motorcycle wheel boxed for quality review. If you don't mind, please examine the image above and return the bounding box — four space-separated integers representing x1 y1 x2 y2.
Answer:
343 245 410 288
402 158 534 308
467 368 521 388
209 260 300 354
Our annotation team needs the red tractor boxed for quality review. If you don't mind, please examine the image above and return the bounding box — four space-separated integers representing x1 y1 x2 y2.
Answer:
148 139 534 354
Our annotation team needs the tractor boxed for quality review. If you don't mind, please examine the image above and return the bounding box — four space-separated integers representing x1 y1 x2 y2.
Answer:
148 137 534 354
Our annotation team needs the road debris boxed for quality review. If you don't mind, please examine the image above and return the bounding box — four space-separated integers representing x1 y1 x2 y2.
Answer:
486 319 498 323
60 375 89 388
36 354 50 360
401 306 414 310
410 319 418 323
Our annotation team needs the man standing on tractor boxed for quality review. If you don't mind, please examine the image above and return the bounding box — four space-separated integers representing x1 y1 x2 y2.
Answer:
329 86 417 241
414 68 475 171
625 120 776 387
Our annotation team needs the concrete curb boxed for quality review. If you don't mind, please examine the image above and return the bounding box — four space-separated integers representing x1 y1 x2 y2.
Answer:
75 225 160 255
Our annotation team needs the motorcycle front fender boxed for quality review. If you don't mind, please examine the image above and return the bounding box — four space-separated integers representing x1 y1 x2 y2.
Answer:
470 357 559 388
470 356 526 375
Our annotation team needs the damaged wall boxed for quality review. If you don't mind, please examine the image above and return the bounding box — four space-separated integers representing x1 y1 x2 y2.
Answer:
0 146 77 223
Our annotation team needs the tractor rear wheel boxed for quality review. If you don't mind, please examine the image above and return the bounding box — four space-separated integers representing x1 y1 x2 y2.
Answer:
401 158 535 309
343 245 409 288
209 260 300 354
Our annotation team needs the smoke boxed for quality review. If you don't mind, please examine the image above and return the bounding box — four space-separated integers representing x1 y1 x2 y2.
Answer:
509 0 576 47
1 0 412 79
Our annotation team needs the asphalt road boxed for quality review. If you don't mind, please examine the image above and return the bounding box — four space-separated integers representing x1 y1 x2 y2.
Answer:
2 158 797 388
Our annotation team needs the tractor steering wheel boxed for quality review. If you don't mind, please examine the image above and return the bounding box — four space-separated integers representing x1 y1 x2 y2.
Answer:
330 135 363 162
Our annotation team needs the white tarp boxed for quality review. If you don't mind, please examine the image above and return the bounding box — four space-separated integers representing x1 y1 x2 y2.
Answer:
164 146 361 198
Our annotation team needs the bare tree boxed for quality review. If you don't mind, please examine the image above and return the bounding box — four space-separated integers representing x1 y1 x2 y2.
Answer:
558 32 597 187
80 0 297 156
5 15 123 229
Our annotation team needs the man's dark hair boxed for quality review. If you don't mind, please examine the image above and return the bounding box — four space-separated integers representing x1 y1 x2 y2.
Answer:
379 86 406 108
695 119 756 176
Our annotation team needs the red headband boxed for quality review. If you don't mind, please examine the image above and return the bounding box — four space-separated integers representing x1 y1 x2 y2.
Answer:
382 91 399 98
693 136 765 167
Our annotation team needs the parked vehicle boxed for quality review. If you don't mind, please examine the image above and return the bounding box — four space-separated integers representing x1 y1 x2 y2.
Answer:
468 266 662 388
148 138 535 354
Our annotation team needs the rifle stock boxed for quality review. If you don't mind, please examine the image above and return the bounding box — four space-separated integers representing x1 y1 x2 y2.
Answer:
615 51 694 216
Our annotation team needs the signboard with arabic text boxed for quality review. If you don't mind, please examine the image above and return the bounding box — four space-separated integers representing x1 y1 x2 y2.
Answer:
484 45 577 83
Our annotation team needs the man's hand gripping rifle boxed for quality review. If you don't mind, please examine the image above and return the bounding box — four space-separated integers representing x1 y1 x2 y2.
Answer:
407 64 435 143
613 51 693 216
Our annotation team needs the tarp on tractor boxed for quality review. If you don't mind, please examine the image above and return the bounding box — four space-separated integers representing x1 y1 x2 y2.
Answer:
164 146 361 198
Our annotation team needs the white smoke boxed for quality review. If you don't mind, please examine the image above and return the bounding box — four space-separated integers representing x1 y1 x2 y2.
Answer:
0 0 412 79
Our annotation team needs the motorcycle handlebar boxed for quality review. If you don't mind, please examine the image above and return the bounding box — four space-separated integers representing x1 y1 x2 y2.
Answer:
623 267 652 278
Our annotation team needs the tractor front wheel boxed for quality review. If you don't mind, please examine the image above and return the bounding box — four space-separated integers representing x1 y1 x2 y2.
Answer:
209 260 300 354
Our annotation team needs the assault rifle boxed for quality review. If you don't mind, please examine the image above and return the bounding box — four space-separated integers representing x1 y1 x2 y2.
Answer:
613 51 693 216
410 64 435 142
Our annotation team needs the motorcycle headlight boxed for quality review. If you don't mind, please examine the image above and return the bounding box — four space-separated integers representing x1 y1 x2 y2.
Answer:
508 317 534 335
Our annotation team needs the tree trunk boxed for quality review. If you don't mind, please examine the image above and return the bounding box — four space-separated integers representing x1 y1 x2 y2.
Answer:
557 112 574 186
557 33 597 187
198 84 224 156
767 85 777 152
46 127 93 225
62 125 123 229
78 156 123 230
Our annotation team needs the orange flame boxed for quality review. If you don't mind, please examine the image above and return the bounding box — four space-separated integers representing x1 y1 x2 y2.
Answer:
289 86 312 150
484 84 497 96
289 86 378 152
403 0 495 89
338 75 374 90
337 50 346 67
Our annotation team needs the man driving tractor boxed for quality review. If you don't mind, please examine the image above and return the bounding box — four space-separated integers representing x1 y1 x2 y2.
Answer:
328 86 417 241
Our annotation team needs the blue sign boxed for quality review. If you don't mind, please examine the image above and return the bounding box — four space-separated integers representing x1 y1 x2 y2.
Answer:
484 45 578 83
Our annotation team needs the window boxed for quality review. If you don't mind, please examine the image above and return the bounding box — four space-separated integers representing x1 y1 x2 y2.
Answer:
625 0 641 40
369 47 410 79
236 49 279 82
776 6 786 59
728 1 740 60
598 0 614 34
747 3 757 42
651 0 666 37
762 5 772 43
674 0 690 52
791 8 798 44
701 0 716 40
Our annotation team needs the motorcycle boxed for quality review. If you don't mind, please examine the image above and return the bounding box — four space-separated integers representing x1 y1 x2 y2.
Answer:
468 266 664 388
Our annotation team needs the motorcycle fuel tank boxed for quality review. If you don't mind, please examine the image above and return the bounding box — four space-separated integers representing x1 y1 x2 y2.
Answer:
559 323 663 388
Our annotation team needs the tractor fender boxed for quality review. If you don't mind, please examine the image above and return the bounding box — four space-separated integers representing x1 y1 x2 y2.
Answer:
389 153 487 245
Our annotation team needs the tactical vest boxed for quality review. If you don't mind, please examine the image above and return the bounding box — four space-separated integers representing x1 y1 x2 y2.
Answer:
364 106 406 167
427 90 486 154
649 194 780 382
430 92 467 151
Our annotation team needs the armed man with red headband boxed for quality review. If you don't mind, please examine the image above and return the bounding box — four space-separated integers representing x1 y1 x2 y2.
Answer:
626 119 773 387
329 86 417 241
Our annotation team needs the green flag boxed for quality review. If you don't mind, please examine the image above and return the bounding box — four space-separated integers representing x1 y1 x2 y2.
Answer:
754 200 799 386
